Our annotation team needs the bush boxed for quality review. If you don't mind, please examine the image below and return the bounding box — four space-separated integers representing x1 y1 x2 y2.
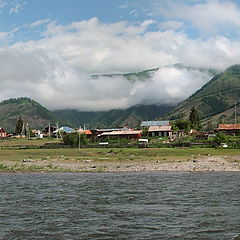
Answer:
213 133 228 146
63 133 88 146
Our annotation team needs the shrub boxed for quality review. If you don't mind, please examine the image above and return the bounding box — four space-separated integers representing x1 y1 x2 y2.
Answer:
213 132 228 146
63 133 88 146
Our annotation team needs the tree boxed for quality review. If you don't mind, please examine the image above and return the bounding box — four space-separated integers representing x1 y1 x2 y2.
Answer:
173 119 191 132
205 121 215 132
189 106 200 129
15 115 23 135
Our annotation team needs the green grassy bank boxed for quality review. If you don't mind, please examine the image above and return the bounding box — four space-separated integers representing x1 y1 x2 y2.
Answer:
0 147 239 172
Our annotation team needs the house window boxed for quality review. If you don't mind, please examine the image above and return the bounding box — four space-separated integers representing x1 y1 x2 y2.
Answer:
164 132 167 137
152 132 155 137
158 132 161 137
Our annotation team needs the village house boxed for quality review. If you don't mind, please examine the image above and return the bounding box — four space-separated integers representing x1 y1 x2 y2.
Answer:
99 130 142 139
92 127 133 137
0 127 7 138
78 129 93 138
140 120 172 137
215 124 240 135
148 125 173 137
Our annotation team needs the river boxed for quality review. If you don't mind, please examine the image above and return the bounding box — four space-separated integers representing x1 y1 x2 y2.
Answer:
0 172 239 239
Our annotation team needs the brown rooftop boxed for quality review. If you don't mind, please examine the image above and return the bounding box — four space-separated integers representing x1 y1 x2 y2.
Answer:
217 124 240 130
148 126 172 132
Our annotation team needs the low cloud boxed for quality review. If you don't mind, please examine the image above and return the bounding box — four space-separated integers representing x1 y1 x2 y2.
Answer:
0 46 214 111
1 17 240 111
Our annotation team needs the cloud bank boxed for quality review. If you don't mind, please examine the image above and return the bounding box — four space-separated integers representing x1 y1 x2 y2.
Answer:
1 0 240 111
0 45 214 111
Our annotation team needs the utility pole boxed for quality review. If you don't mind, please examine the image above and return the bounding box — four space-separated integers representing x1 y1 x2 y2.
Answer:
78 126 81 150
56 122 59 140
26 122 30 139
235 100 237 124
48 123 51 138
21 122 25 138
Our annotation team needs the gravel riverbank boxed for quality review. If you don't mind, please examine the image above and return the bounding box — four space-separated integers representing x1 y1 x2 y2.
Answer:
0 148 239 173
28 155 240 172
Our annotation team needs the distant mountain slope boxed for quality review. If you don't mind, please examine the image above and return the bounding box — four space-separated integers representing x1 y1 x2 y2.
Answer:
0 98 174 132
201 102 240 126
0 65 220 132
54 104 174 129
0 98 59 132
167 65 240 121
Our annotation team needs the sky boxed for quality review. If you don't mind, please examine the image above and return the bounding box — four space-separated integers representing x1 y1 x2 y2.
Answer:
1 0 240 111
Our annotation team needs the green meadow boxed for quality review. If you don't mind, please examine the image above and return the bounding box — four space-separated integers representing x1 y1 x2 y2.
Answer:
0 138 239 172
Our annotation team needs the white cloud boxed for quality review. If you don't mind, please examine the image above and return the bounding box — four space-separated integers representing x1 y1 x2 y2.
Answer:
0 27 19 42
9 1 26 14
0 45 214 111
158 21 184 30
155 0 240 36
27 17 175 74
0 0 26 14
2 17 240 111
29 18 51 28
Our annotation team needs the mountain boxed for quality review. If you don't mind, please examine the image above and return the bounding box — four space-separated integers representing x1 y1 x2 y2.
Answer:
167 64 240 124
0 65 219 132
0 98 174 132
0 98 60 133
201 102 240 127
54 104 174 129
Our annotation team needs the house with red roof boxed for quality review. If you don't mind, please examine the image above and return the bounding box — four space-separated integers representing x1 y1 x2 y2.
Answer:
99 130 142 139
215 124 240 135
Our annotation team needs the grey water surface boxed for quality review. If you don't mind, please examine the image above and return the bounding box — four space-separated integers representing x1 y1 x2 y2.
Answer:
0 172 239 239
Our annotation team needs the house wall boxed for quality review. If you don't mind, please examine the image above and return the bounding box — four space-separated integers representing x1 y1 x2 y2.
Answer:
0 132 7 138
150 131 172 137
217 129 240 136
100 134 141 139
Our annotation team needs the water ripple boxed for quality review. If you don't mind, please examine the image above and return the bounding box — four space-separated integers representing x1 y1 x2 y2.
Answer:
0 172 239 239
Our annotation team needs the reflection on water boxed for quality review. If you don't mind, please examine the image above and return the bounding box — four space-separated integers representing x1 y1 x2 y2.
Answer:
0 172 239 239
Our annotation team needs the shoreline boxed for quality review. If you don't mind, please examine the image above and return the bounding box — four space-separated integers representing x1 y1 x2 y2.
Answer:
0 155 239 173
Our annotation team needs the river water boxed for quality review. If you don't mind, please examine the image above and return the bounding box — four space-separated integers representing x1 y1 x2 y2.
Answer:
0 172 239 239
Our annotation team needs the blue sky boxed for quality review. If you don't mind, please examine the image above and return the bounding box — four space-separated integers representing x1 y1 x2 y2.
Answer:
1 0 240 110
2 0 240 42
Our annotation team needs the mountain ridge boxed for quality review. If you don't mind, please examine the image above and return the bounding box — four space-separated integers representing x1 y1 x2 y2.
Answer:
0 97 174 132
0 64 236 132
167 64 240 124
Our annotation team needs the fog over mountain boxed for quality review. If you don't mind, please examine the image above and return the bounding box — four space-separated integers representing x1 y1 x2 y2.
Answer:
2 1 240 111
0 47 215 111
